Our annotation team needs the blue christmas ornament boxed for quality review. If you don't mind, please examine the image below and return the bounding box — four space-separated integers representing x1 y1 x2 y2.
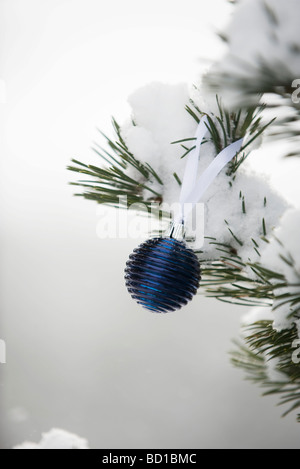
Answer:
125 223 201 313
124 116 244 314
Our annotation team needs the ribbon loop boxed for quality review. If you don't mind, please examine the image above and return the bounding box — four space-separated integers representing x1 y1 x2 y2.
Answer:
175 116 244 223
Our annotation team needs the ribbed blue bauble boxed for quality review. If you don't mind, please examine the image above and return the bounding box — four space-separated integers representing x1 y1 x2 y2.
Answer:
125 236 201 313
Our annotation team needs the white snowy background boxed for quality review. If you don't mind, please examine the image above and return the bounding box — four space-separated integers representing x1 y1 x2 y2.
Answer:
1 0 300 449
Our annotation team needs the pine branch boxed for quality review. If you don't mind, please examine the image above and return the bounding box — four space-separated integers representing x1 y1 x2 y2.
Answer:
68 96 272 221
182 95 274 175
231 321 300 422
205 1 300 157
67 118 167 217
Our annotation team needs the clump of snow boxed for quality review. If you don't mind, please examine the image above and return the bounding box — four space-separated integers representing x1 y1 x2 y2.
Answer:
121 82 288 260
124 126 159 166
242 306 274 326
14 428 89 450
189 82 220 117
122 82 197 201
261 209 300 332
126 82 195 148
14 442 41 449
200 165 287 260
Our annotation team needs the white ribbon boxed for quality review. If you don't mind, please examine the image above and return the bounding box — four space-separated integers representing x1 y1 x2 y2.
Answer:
176 116 244 223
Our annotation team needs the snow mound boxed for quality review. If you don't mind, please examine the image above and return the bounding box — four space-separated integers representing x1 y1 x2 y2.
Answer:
14 428 89 450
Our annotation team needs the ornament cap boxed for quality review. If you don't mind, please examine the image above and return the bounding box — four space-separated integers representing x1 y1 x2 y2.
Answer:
165 221 185 240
